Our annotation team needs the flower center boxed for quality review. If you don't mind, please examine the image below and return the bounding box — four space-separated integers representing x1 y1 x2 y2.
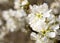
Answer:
35 13 43 19
41 29 47 35
41 28 50 35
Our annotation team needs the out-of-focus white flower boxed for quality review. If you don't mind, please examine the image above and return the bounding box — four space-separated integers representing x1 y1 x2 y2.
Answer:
14 0 20 9
20 0 28 6
2 11 10 21
6 18 17 32
2 9 27 32
14 0 28 9
15 9 27 18
50 1 60 14
8 9 16 17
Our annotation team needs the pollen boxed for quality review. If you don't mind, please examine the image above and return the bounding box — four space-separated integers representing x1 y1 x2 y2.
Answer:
41 28 50 35
35 13 43 19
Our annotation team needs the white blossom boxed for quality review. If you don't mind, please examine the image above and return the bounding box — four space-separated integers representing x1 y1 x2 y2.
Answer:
28 3 53 25
28 3 60 43
31 32 55 43
2 9 27 32
14 0 28 9
28 3 57 32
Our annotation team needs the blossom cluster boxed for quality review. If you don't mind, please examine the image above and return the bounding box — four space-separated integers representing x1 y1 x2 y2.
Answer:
0 0 60 43
28 3 60 43
0 0 28 40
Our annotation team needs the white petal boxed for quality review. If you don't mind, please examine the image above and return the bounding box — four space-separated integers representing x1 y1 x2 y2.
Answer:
47 32 56 38
43 10 52 17
9 9 16 16
51 24 59 30
31 32 37 40
2 11 10 20
41 37 48 43
15 9 26 18
36 39 42 43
